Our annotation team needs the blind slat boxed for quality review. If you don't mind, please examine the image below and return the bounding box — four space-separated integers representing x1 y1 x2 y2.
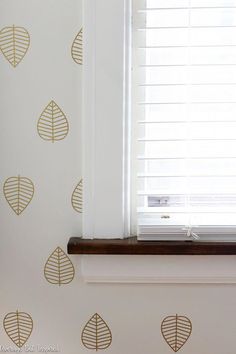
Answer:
139 7 236 10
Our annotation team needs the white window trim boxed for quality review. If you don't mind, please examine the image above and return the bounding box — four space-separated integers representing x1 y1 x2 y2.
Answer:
80 0 236 284
82 0 132 239
82 0 236 241
79 255 236 284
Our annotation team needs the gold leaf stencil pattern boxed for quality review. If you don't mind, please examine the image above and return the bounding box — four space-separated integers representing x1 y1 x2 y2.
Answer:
37 100 69 142
71 179 83 213
44 247 75 286
81 313 112 351
3 176 34 215
71 28 83 65
0 26 30 67
3 311 33 348
161 314 192 352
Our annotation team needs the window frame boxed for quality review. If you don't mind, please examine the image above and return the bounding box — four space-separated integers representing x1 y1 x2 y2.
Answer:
71 0 236 283
82 0 236 243
82 0 132 239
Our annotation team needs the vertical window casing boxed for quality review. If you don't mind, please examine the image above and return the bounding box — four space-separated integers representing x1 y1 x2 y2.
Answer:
83 0 131 239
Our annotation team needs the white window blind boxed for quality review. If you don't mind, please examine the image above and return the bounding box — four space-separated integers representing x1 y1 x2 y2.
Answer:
133 0 236 241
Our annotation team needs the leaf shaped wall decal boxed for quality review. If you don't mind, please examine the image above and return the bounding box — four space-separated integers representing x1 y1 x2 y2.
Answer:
81 313 112 351
3 175 34 215
0 25 30 67
71 179 83 213
44 247 75 285
3 310 33 348
71 28 83 65
37 100 69 142
161 314 192 352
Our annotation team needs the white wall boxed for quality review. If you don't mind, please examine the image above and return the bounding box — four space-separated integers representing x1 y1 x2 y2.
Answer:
1 1 236 354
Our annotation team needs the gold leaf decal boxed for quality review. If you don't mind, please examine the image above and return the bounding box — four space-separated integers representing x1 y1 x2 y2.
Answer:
161 314 192 352
0 25 30 67
3 175 34 215
44 247 75 286
82 313 112 351
37 100 69 142
3 311 33 348
71 28 83 65
71 179 83 213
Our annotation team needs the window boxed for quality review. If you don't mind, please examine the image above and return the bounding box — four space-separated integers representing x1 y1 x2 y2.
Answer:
133 0 236 241
82 0 236 242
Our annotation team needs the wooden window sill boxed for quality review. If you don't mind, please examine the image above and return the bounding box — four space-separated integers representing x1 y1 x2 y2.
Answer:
67 237 236 255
